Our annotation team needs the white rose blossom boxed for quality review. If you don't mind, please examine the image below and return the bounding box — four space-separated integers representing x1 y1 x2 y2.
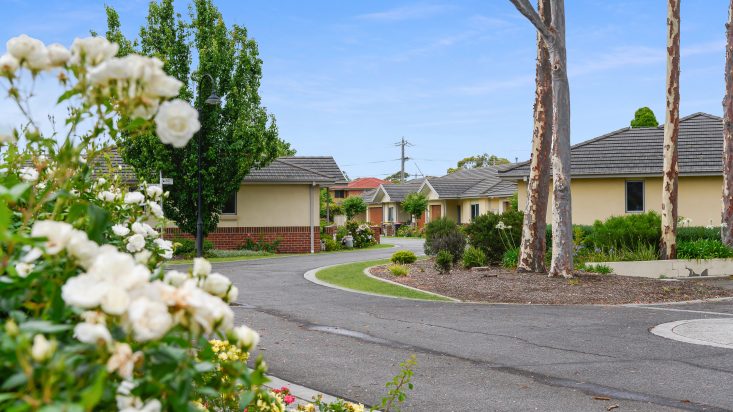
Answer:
46 43 70 67
163 270 188 287
203 273 231 298
66 229 99 269
192 257 211 277
226 285 239 303
6 34 48 70
107 343 142 379
15 262 34 278
147 201 163 218
146 185 163 199
0 53 19 76
97 190 117 202
70 36 118 66
124 191 145 205
31 220 73 254
19 167 38 182
74 322 112 345
232 325 260 350
31 334 55 362
126 234 146 253
134 250 152 264
100 287 131 315
155 99 201 148
113 224 131 237
127 297 173 341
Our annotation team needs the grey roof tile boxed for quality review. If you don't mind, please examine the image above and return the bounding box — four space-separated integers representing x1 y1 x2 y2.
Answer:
426 166 517 198
242 158 335 183
381 179 425 202
276 156 348 184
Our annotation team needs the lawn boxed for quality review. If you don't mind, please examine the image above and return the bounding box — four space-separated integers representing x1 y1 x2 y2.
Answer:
315 259 451 301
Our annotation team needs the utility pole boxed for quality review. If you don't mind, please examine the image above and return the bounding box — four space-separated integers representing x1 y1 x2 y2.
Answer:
394 137 413 183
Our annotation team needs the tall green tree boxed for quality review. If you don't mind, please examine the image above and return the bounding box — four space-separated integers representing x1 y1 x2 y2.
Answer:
630 107 659 128
447 153 510 173
104 1 294 235
401 193 428 224
342 196 367 220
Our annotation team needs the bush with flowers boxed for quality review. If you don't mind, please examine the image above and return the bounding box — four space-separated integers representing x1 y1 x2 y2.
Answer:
343 221 376 249
0 34 281 410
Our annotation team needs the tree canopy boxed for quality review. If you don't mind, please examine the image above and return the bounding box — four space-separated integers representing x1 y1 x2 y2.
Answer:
386 171 410 183
342 196 367 220
103 0 294 235
630 107 659 128
402 193 428 221
447 153 510 173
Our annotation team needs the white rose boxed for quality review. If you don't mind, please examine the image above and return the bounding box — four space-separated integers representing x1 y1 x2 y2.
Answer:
132 222 157 238
97 190 116 202
21 247 42 263
15 262 34 278
126 234 146 253
31 220 73 254
232 325 260 350
24 46 50 71
62 274 110 308
97 177 107 186
163 270 188 287
101 288 131 315
113 224 131 237
81 311 106 325
159 249 173 260
225 285 239 303
19 167 38 182
146 185 163 199
134 250 152 264
127 297 173 341
74 322 112 345
86 246 150 291
192 257 211 276
46 43 70 67
6 34 44 61
124 191 145 205
107 342 141 379
132 99 160 120
154 238 172 251
88 57 130 85
154 99 200 148
66 230 99 269
203 273 231 297
31 334 55 362
147 201 163 218
146 73 183 98
0 54 19 76
70 36 119 66
178 280 233 333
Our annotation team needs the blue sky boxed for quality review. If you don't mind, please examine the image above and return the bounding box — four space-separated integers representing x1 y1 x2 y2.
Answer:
0 0 729 179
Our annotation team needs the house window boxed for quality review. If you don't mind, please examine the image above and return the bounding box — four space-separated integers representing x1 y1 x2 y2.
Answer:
222 193 237 215
457 205 462 225
334 190 346 199
388 207 395 222
625 180 644 212
470 204 480 221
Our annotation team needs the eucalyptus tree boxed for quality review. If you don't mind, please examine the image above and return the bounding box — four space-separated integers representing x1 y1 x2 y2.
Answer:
722 0 733 246
103 0 293 236
509 0 573 277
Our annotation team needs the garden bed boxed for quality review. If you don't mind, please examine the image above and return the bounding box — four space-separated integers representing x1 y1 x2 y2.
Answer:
371 259 733 304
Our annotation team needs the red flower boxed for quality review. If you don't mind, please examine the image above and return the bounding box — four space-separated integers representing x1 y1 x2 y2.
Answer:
283 395 296 405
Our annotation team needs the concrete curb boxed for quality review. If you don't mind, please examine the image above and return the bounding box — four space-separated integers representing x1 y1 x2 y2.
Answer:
265 374 339 406
622 296 733 307
650 318 733 349
303 263 458 302
362 266 461 302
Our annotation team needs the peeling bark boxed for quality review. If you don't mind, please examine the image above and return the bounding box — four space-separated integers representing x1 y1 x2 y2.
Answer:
518 0 553 273
660 0 680 260
722 0 733 246
510 0 574 277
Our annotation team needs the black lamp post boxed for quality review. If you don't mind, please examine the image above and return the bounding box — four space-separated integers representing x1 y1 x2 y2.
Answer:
195 73 221 258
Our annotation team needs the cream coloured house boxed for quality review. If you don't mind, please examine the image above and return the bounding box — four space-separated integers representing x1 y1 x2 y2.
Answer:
499 113 725 226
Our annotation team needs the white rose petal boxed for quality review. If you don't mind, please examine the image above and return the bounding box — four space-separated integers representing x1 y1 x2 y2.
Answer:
19 167 38 182
21 247 42 263
232 325 260 350
147 201 163 218
203 273 231 298
107 342 141 379
70 36 119 66
74 322 112 345
61 274 110 308
153 238 172 251
146 185 163 199
15 262 34 278
101 288 131 315
126 234 146 253
97 190 116 202
66 229 99 269
226 285 239 303
124 191 145 205
127 297 173 341
46 43 70 67
0 53 19 76
146 73 183 98
192 257 211 276
164 270 188 287
6 34 44 61
31 220 73 254
31 334 54 362
154 99 200 148
113 224 131 237
134 250 152 264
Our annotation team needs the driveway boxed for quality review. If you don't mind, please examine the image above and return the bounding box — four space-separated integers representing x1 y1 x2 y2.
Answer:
204 238 733 411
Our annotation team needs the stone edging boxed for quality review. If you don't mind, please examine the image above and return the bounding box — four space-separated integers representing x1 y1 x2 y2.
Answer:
265 374 339 406
303 263 459 302
650 319 733 350
362 266 461 302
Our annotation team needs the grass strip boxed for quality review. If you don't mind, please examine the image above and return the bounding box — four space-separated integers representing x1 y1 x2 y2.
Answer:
316 259 450 301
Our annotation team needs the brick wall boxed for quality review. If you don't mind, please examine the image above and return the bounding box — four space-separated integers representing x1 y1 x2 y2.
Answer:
165 226 320 253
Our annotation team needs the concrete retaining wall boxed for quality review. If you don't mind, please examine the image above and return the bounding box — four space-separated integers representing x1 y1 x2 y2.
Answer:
598 259 733 279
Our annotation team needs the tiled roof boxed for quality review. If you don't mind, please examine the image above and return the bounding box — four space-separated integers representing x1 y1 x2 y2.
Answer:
500 112 723 179
425 166 517 199
333 177 389 190
90 147 137 184
276 156 348 184
380 179 425 202
242 158 337 183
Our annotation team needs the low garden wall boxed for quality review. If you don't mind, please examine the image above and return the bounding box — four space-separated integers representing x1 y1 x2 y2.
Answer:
598 259 733 279
323 225 382 244
165 226 321 253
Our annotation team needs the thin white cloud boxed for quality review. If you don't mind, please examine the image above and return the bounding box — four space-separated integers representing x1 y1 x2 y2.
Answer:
454 75 534 96
357 4 454 22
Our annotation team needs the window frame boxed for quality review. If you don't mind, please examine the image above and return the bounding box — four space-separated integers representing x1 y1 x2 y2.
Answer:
625 180 645 213
387 206 395 222
470 203 480 221
221 192 237 215
334 190 346 199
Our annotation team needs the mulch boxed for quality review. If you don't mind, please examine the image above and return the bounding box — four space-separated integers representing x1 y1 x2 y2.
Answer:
371 259 733 304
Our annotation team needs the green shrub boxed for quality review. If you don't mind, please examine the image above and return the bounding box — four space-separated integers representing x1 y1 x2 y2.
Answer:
335 226 349 241
424 218 466 261
588 212 660 251
241 237 281 253
396 225 423 237
677 226 721 242
584 263 612 274
208 249 271 258
391 250 417 264
323 238 342 251
463 211 522 263
173 238 214 257
462 246 487 268
435 250 453 273
388 264 409 277
677 239 733 259
343 221 376 248
502 247 519 269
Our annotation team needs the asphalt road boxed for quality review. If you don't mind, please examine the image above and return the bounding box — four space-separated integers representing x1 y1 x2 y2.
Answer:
199 238 733 411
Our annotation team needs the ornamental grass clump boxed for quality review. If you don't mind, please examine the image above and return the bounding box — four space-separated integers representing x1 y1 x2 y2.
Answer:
0 34 282 410
390 250 417 265
462 246 487 269
388 264 409 277
435 250 453 274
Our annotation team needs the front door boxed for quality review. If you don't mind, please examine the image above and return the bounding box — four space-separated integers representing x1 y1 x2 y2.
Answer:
430 204 441 222
368 207 382 224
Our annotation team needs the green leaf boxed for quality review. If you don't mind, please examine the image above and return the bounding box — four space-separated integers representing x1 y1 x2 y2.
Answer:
80 369 107 410
85 204 110 243
9 183 30 201
19 320 71 334
57 89 80 104
1 373 26 390
194 361 215 373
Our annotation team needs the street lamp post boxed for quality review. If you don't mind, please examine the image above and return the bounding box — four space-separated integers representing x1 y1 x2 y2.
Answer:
195 73 221 258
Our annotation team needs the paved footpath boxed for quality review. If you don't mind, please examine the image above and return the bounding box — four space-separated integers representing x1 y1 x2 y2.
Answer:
200 238 733 411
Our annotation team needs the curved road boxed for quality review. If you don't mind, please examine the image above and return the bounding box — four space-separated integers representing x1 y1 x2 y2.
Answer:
204 238 733 411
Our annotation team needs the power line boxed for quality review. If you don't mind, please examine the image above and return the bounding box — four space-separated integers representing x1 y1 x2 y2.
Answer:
394 137 413 184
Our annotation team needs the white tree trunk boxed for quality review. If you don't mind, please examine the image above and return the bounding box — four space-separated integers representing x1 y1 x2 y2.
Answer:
722 0 733 246
661 0 680 260
518 0 553 273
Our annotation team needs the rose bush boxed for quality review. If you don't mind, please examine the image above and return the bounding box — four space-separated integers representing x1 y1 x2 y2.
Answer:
0 34 280 410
